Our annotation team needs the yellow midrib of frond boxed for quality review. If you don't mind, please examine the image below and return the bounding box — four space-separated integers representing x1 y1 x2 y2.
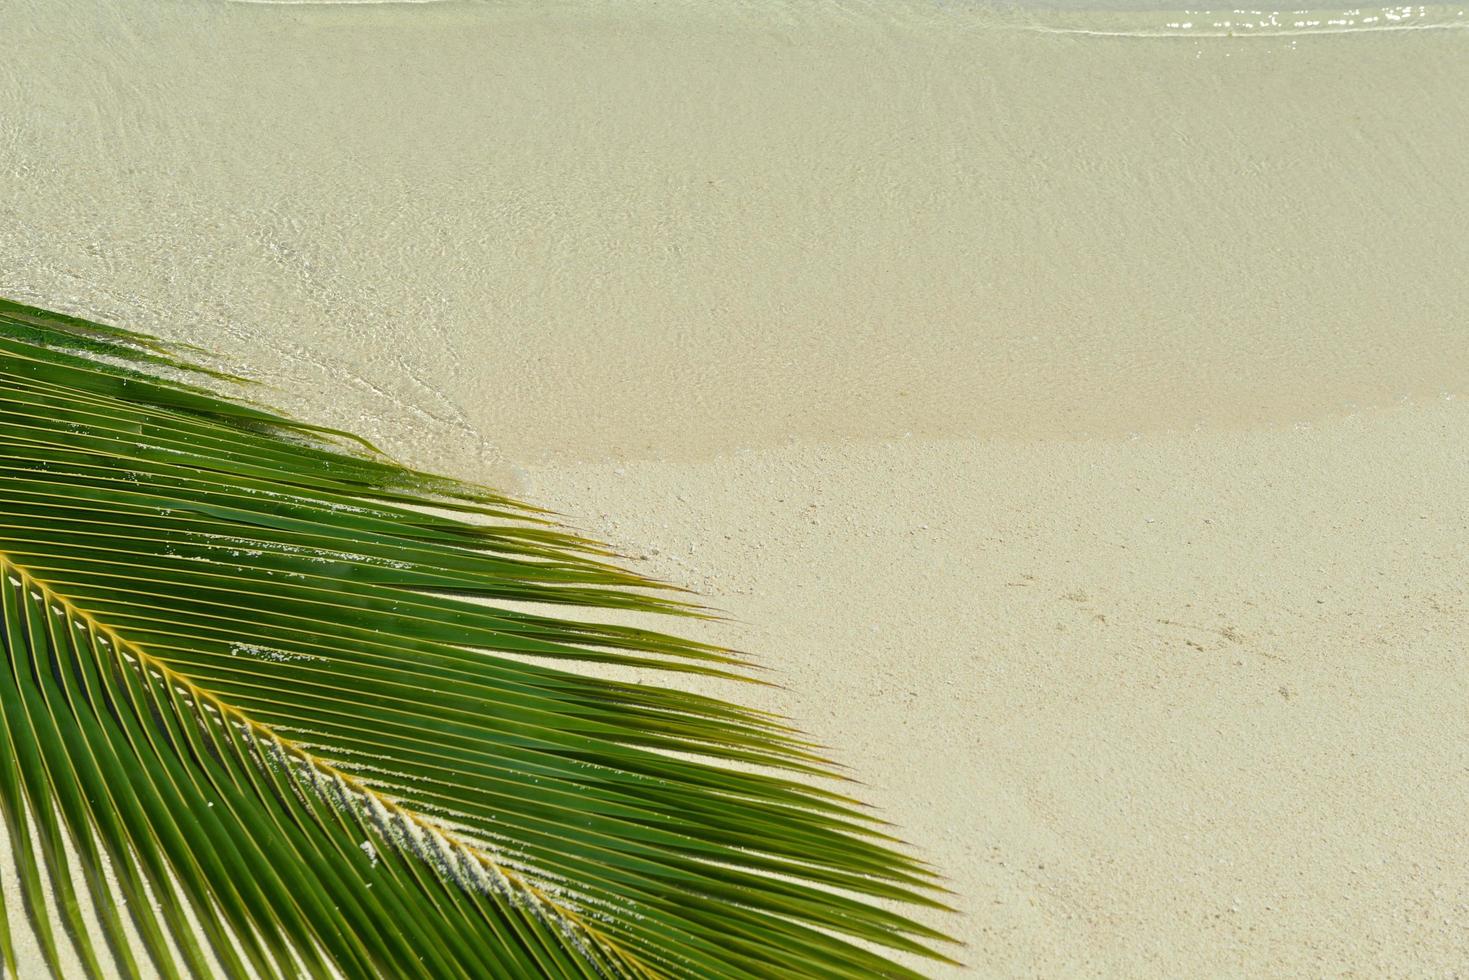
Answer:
0 547 664 980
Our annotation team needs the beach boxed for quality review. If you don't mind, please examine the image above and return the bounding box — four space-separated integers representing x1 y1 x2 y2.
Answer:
4 0 1468 974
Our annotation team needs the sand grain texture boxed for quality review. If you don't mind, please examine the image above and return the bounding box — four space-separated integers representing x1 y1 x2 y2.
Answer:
523 404 1469 976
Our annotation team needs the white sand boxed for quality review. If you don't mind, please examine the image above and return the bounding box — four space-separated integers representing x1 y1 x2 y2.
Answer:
523 403 1469 975
4 0 1468 975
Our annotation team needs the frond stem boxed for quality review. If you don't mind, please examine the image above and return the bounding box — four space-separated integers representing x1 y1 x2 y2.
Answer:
0 548 662 980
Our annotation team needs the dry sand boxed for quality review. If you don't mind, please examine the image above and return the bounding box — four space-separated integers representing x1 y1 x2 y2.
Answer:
4 0 1469 975
523 404 1469 976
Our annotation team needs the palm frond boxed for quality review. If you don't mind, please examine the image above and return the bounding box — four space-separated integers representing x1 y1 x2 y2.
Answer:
0 297 958 978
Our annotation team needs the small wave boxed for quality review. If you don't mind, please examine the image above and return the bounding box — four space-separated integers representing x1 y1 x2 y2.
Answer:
225 0 456 6
1010 3 1468 37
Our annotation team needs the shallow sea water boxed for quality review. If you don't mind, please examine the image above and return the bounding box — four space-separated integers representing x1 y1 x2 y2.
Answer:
3 0 1467 476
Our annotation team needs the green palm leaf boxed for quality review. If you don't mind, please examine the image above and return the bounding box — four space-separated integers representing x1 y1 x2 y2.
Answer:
0 297 957 978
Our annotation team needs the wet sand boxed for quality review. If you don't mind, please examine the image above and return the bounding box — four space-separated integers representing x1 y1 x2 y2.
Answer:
4 0 1468 974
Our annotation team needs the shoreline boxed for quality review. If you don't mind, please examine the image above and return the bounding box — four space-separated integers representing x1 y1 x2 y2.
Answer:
5 0 1468 974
